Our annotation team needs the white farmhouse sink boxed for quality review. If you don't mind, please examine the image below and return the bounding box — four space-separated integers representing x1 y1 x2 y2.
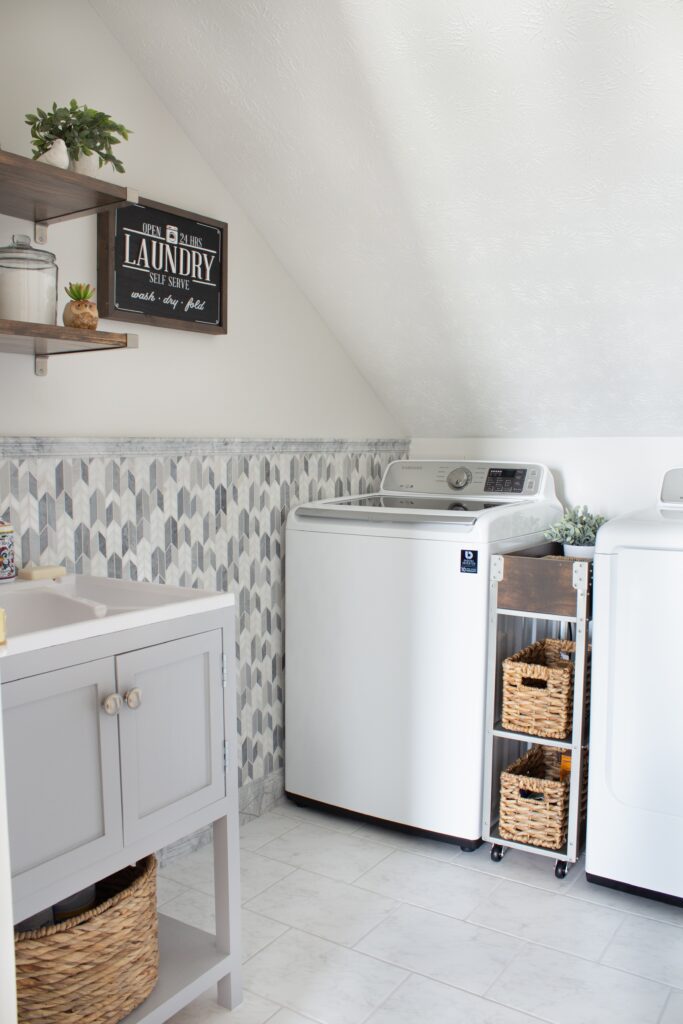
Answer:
0 575 232 657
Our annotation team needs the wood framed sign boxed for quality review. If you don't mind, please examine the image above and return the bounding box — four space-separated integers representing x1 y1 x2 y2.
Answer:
97 198 227 334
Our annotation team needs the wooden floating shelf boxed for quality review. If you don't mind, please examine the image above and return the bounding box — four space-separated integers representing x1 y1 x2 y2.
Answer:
0 149 138 238
0 319 138 375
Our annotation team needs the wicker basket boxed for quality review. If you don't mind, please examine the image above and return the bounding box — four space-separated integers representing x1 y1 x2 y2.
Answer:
15 855 159 1024
499 745 587 850
502 638 590 740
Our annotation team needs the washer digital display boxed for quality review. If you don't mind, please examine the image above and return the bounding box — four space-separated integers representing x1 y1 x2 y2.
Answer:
485 467 527 494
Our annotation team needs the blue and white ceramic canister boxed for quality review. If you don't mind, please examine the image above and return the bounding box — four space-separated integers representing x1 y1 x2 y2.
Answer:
0 520 16 582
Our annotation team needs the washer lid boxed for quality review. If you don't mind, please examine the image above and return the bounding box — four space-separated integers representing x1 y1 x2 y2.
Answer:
294 493 516 525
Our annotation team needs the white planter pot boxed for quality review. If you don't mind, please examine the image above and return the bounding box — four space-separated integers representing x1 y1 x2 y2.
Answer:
70 152 101 177
563 544 595 559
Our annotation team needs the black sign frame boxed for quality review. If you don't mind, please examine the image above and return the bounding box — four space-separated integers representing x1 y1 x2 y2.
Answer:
97 198 227 334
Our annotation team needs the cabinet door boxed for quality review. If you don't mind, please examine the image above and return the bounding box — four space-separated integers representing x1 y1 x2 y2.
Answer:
2 659 123 897
116 630 225 845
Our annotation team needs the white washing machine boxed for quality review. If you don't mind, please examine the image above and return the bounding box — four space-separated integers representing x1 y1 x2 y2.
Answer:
284 459 560 848
587 469 683 903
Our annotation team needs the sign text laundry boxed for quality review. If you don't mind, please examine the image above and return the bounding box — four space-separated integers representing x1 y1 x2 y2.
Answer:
98 199 227 333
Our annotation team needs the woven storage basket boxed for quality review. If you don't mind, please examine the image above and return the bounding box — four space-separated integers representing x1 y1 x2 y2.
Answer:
502 638 590 740
499 745 587 850
15 855 159 1024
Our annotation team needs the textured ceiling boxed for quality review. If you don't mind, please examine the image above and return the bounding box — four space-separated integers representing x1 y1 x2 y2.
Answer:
92 0 683 437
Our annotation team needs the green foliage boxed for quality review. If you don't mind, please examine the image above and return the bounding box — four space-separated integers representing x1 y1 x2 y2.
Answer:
64 282 95 302
26 99 131 173
544 505 606 546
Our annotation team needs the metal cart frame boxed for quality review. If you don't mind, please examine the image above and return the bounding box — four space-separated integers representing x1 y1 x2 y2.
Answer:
482 547 591 878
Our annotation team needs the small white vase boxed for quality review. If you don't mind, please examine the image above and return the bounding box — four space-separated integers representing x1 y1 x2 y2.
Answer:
563 544 595 559
36 139 70 170
70 152 101 177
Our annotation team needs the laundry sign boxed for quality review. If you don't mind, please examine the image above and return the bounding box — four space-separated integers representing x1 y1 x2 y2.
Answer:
97 199 227 333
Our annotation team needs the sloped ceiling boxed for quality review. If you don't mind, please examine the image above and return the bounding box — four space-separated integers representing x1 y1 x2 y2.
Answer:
92 0 683 437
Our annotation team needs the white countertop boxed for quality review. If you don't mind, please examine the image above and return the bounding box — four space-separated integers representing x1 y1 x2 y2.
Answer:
0 575 233 658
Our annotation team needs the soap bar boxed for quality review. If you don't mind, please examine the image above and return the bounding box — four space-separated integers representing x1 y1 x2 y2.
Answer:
18 565 67 581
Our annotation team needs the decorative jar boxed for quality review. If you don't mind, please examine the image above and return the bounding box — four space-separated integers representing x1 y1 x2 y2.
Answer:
0 234 57 324
0 520 16 583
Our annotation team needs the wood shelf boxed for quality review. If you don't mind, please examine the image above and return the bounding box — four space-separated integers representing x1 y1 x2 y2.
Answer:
0 149 137 238
0 319 137 375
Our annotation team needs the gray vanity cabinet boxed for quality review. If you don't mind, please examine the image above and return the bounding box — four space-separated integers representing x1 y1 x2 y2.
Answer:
117 629 225 845
3 658 124 895
2 596 241 1021
4 627 226 904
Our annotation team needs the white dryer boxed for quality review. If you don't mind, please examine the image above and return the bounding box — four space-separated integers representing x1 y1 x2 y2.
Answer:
284 459 560 849
587 469 683 903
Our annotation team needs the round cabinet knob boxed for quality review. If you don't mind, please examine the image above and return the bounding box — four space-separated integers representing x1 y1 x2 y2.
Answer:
101 693 123 716
447 467 472 490
124 688 143 710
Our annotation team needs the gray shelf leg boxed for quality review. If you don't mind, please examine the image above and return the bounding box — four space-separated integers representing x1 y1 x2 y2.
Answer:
213 814 242 1009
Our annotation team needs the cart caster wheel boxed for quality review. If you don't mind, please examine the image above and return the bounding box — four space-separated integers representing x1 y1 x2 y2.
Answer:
555 860 569 879
491 845 506 863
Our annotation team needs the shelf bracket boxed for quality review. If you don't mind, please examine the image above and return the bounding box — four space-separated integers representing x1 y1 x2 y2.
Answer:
34 186 140 242
34 355 48 377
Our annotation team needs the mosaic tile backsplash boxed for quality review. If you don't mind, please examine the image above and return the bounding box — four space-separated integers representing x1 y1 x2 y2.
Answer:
0 438 407 799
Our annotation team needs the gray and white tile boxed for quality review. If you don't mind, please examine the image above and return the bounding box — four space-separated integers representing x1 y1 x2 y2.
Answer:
240 811 300 852
246 868 398 946
366 972 545 1024
601 914 683 988
157 875 189 909
351 821 465 864
240 850 298 903
243 929 407 1024
355 850 500 919
258 824 391 883
266 1012 322 1024
356 903 524 995
487 943 670 1024
272 799 365 835
467 879 625 959
166 989 281 1023
660 990 683 1024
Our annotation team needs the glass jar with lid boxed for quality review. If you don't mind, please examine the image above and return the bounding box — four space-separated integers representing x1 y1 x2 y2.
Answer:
0 234 58 325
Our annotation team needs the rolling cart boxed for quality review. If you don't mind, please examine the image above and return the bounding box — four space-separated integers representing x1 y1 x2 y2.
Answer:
482 545 591 878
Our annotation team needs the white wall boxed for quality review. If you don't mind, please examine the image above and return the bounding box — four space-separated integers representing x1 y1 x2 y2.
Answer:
0 0 401 440
93 0 683 439
410 437 683 517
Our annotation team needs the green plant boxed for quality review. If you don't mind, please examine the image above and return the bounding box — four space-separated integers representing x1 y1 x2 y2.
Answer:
544 506 606 546
64 282 95 302
26 100 131 173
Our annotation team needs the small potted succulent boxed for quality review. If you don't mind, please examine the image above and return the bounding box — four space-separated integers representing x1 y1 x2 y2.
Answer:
63 283 98 330
544 505 606 559
26 100 131 175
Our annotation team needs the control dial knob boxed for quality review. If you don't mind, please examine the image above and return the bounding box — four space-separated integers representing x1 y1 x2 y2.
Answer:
447 467 472 491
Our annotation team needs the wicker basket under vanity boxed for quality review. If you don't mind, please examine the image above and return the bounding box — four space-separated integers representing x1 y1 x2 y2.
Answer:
15 855 159 1024
502 638 590 740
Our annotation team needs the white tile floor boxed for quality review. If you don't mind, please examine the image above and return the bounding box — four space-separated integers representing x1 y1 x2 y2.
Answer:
160 800 683 1024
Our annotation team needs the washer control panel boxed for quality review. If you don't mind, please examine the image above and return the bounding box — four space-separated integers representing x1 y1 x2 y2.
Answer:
484 466 527 494
382 460 543 498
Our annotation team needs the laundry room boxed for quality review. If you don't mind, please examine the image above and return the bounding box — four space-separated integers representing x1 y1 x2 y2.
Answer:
0 3 681 1024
